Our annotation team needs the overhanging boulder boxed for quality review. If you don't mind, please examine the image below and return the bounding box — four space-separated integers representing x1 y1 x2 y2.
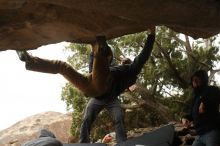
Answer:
0 0 220 50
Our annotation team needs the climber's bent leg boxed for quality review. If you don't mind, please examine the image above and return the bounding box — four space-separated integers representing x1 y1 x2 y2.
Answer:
90 36 113 95
25 57 98 97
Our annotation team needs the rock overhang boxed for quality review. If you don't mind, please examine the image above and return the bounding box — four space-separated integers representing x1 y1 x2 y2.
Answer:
0 0 220 51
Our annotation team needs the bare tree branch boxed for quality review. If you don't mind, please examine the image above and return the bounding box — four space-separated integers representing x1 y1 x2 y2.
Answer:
156 41 188 88
120 84 174 122
209 68 220 82
184 35 192 52
169 31 186 46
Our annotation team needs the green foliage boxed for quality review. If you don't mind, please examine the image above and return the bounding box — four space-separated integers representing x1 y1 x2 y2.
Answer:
61 83 86 111
108 31 148 61
61 26 220 141
64 43 91 72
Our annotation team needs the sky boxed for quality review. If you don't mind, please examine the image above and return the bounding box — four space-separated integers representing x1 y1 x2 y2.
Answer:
0 42 70 130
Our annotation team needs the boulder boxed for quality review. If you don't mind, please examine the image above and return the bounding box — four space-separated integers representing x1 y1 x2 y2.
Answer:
0 111 72 146
0 0 220 50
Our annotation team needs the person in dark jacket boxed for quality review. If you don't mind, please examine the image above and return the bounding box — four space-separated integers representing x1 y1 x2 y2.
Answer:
22 129 63 146
79 27 155 144
181 69 220 146
16 36 114 98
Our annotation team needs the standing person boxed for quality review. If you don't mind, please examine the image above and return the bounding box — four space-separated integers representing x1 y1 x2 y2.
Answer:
181 69 220 146
16 36 114 98
79 27 155 144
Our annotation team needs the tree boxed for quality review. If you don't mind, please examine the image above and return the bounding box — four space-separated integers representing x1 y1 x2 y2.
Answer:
61 26 220 141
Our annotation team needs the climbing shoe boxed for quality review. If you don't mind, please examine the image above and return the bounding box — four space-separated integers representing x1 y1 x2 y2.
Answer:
16 50 31 62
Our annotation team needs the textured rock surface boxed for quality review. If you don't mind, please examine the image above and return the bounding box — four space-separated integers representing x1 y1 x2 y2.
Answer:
0 111 72 146
0 0 220 50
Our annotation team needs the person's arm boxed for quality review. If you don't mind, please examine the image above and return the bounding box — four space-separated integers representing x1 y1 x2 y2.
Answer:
198 102 205 114
129 26 155 75
200 86 220 113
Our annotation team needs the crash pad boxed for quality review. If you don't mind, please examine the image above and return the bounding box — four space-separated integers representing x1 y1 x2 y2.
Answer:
116 124 175 146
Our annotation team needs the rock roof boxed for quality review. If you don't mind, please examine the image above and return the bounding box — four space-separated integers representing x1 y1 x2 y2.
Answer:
0 0 220 50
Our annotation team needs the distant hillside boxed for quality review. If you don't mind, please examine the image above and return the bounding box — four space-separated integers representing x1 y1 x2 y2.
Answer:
0 111 72 146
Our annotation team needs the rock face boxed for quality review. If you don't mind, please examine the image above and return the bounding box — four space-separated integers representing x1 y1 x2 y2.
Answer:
0 111 72 146
0 0 220 50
